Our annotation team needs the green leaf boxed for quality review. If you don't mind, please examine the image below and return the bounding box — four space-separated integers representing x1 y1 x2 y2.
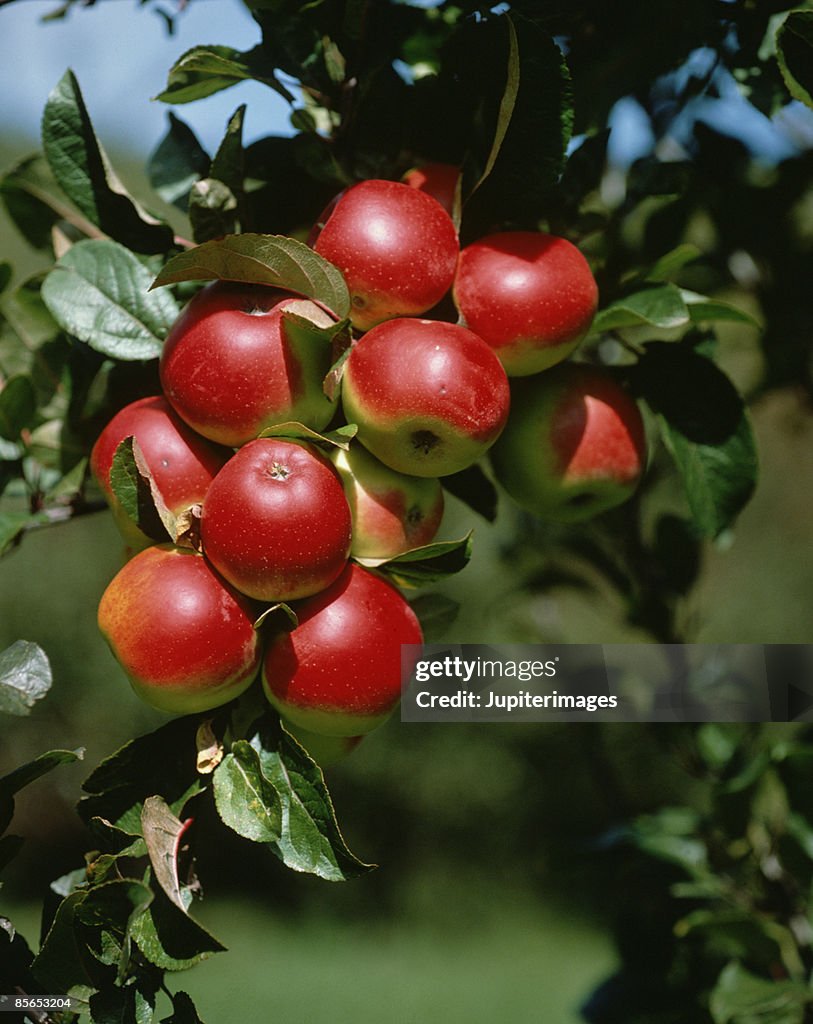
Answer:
148 113 210 210
258 419 356 451
633 343 758 538
646 243 702 282
0 640 52 717
681 290 761 327
248 715 374 881
155 44 294 106
41 239 180 360
141 797 194 913
150 234 350 320
130 885 225 972
109 435 175 542
709 961 812 1024
355 533 473 588
42 70 173 253
0 376 36 441
442 464 498 522
213 742 282 843
592 284 690 332
777 11 813 110
409 594 460 642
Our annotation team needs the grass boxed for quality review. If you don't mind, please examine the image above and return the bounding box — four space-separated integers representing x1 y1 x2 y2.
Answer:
2 894 615 1024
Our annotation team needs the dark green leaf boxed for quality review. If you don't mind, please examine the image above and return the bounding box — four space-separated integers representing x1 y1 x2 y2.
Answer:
777 11 813 110
31 891 97 992
160 990 205 1024
189 178 239 244
0 748 83 803
0 512 45 558
633 343 758 537
155 45 294 106
148 114 210 210
646 243 702 282
442 464 498 522
213 742 282 843
89 982 156 1024
0 834 24 875
592 284 690 332
0 264 10 297
79 717 210 851
109 436 175 542
141 796 193 913
409 594 460 642
0 376 36 441
42 70 173 253
709 961 811 1024
210 105 246 194
248 715 374 881
467 17 519 197
41 240 179 360
0 153 81 250
150 234 350 320
356 533 473 588
464 14 573 228
0 640 52 716
130 885 225 972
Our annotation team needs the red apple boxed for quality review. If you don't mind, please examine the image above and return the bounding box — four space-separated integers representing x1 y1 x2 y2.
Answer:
332 444 444 559
341 318 510 477
311 179 459 331
160 282 339 447
402 162 460 217
201 438 352 602
262 563 422 736
90 395 232 550
489 364 647 521
97 545 261 714
453 231 599 376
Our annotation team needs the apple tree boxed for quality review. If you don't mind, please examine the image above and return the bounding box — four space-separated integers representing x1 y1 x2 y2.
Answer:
1 1 813 1021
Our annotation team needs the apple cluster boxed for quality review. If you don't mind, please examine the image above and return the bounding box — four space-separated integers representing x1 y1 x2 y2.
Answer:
92 166 647 761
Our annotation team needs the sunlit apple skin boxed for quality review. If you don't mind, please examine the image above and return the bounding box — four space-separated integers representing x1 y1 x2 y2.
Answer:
159 281 338 447
489 364 647 521
332 445 444 559
262 563 423 736
90 396 232 550
283 721 363 767
341 318 510 477
97 545 261 714
201 438 352 602
402 162 460 217
454 231 599 376
311 179 459 331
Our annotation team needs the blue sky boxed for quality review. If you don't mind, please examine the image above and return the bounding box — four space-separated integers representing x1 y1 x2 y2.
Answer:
0 0 294 159
1 1 811 175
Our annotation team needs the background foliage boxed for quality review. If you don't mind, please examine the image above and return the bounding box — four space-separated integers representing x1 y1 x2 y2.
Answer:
2 1 813 1021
